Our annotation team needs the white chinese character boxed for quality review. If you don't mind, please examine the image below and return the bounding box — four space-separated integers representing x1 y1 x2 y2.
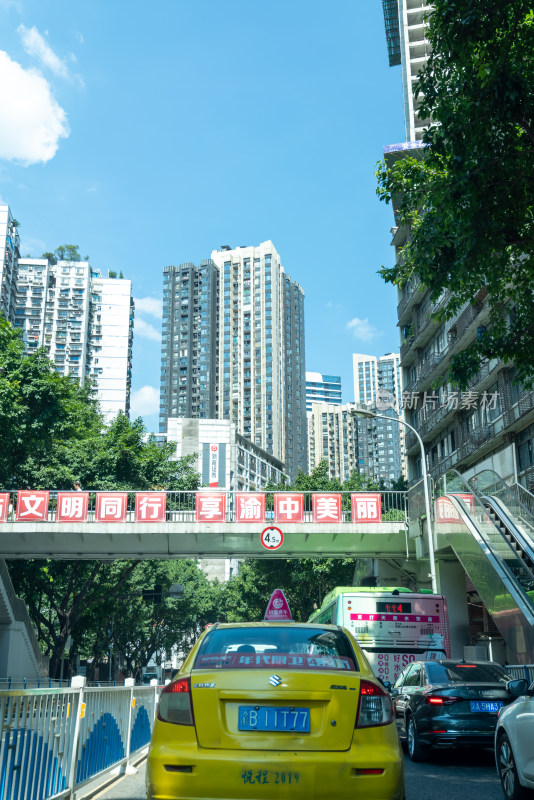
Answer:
0 497 5 516
60 496 85 519
20 494 45 517
422 391 438 409
316 498 339 520
279 497 300 518
446 391 459 410
101 497 124 518
239 497 262 519
460 391 478 409
401 391 419 410
200 498 223 519
139 497 163 519
480 390 499 411
356 499 378 519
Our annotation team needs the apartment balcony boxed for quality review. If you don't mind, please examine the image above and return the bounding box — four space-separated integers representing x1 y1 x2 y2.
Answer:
400 336 415 362
457 424 493 460
397 279 422 323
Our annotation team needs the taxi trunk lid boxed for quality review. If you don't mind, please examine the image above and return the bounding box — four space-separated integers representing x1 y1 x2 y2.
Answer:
192 670 361 751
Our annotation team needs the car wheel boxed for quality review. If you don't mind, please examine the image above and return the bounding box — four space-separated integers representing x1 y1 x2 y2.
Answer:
497 733 533 800
407 715 429 762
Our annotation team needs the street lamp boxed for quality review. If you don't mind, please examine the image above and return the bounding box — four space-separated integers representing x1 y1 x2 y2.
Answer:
350 405 437 594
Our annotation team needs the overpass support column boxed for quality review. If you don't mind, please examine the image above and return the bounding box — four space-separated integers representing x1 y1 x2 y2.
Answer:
435 558 470 660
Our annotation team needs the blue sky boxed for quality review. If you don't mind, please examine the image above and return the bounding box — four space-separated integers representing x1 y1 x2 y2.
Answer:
0 0 405 432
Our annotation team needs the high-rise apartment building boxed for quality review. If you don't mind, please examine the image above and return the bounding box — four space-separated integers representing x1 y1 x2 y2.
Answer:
352 352 405 484
0 205 20 321
160 241 307 479
307 402 358 483
14 257 134 423
160 260 219 424
382 0 431 142
383 3 534 490
305 372 342 412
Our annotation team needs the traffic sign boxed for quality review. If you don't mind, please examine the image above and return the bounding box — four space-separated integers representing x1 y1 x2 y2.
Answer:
260 526 284 550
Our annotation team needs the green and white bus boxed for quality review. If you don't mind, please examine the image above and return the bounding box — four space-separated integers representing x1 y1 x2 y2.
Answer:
309 587 450 684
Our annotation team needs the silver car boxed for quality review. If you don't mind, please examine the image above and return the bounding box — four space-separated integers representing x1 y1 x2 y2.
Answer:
495 677 534 800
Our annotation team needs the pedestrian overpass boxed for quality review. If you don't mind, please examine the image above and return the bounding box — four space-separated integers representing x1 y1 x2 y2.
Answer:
2 475 534 665
0 489 410 559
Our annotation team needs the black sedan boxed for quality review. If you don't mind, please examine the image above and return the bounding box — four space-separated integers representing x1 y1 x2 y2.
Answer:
391 660 517 761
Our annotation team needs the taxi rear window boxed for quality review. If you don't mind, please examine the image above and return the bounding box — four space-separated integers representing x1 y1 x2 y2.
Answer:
194 626 358 671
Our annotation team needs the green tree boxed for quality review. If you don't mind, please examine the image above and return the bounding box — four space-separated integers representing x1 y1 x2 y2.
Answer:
0 316 102 488
376 0 534 387
1 315 202 675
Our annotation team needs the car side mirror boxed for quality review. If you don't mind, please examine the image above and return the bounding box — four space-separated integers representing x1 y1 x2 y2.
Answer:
507 678 528 697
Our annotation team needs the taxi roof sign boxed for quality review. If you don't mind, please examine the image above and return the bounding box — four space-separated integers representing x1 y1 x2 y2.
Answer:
264 589 292 621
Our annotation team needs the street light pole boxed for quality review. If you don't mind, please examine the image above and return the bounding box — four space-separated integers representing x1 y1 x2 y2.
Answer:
350 405 438 594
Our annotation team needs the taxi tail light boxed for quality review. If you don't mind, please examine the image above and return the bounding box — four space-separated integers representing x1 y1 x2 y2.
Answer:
157 677 194 725
424 694 461 706
356 680 394 728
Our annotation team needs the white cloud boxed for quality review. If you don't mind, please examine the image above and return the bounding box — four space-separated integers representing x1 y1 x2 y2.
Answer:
0 0 21 10
18 24 69 78
346 317 382 342
134 296 163 318
130 385 160 417
135 317 161 341
0 50 69 165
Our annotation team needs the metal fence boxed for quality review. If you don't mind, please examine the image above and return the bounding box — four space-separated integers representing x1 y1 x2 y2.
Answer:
506 664 534 685
0 489 408 523
0 677 159 800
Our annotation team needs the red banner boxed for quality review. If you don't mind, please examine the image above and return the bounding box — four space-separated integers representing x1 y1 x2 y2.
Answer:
95 492 128 522
312 493 342 523
236 493 265 523
274 493 304 523
135 492 166 522
0 493 10 522
56 492 89 522
196 492 226 523
16 491 49 522
351 492 382 522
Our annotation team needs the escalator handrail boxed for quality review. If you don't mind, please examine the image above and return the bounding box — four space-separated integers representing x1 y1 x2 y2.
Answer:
482 495 534 571
446 494 534 625
468 469 534 529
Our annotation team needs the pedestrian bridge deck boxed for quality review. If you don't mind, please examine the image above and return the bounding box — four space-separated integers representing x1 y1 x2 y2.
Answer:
0 489 409 559
0 519 409 559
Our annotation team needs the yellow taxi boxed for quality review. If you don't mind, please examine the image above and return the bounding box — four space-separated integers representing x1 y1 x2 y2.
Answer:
147 589 405 800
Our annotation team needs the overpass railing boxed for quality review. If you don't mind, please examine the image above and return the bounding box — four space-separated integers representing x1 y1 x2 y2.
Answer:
0 677 159 800
0 489 407 525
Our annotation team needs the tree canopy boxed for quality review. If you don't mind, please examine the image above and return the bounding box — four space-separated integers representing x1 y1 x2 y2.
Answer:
376 0 534 387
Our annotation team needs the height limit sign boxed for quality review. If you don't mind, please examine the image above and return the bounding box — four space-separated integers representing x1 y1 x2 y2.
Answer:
260 526 284 551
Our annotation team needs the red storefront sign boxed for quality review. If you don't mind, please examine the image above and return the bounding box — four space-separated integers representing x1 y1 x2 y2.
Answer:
351 492 382 522
312 493 342 523
135 492 166 522
56 492 89 522
95 492 128 522
196 492 226 523
274 493 304 523
236 493 265 523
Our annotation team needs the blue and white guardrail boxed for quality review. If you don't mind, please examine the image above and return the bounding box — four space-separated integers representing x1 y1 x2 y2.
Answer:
0 676 159 800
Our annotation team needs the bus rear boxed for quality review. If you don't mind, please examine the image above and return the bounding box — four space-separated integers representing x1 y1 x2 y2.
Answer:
312 587 450 685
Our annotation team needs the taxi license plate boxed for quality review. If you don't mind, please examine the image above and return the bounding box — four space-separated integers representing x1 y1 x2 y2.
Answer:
238 706 310 732
470 700 503 713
